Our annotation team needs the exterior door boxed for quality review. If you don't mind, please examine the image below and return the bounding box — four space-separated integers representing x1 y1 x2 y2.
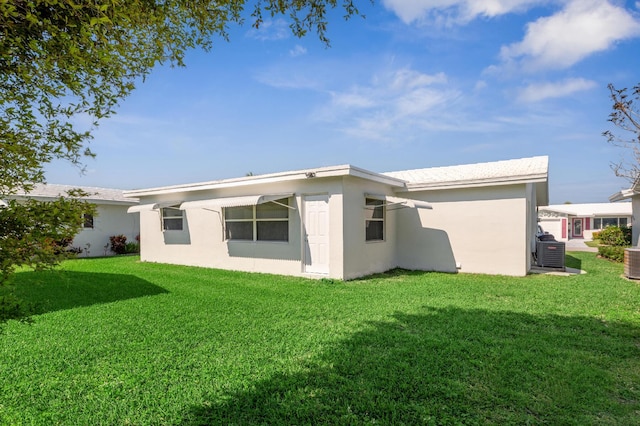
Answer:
572 218 583 238
303 194 329 274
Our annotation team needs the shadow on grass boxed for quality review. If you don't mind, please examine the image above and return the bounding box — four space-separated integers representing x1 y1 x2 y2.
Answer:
565 253 582 271
183 307 640 425
349 268 438 282
7 270 168 315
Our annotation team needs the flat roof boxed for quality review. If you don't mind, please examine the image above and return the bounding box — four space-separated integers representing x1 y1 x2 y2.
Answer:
123 156 549 200
539 202 632 217
383 156 549 190
12 184 138 205
124 164 407 197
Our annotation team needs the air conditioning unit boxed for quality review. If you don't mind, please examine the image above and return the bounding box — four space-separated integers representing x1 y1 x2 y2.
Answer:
624 248 640 280
536 241 565 269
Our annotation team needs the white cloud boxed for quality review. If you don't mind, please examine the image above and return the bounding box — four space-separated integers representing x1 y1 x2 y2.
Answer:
289 45 307 57
517 78 597 102
254 67 321 90
500 0 640 71
246 19 289 41
321 68 461 141
382 0 545 25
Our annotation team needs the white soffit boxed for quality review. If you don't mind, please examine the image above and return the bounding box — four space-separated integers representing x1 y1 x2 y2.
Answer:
179 193 294 210
366 194 432 210
127 201 178 213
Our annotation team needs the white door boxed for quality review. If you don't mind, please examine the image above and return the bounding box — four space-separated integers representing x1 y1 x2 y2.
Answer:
303 194 329 274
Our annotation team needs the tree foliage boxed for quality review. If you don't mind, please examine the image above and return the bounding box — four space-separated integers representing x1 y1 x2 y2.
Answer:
1 0 364 194
0 0 365 323
603 83 640 182
0 194 93 322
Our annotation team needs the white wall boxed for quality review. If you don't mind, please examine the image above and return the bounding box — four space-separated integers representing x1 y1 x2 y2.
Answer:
136 178 538 278
395 184 531 276
138 178 349 279
538 217 564 241
73 204 139 257
342 177 398 280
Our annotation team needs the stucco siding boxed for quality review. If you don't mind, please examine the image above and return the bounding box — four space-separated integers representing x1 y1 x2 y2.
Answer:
342 177 398 280
74 204 139 257
396 185 529 276
538 217 563 241
138 178 348 278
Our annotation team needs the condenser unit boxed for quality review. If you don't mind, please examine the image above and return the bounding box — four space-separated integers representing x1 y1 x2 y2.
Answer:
624 248 640 280
536 241 565 269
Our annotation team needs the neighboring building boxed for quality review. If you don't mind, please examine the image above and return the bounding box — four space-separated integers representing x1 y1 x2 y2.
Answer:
610 179 640 246
9 184 140 256
125 156 548 279
538 203 632 242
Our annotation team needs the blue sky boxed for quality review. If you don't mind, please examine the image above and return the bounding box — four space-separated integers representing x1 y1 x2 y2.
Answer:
45 0 640 204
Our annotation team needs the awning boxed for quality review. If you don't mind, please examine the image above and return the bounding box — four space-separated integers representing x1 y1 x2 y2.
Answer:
127 201 179 213
180 193 294 210
365 194 432 210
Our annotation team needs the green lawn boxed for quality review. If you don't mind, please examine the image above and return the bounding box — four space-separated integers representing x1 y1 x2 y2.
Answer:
1 253 639 425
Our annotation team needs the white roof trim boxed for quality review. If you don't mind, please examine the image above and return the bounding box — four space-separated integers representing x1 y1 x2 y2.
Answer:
365 194 432 210
540 202 632 217
180 193 294 210
609 188 637 202
124 165 405 198
127 201 177 213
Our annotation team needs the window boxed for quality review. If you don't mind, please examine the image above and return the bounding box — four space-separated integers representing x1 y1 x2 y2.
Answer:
161 207 183 231
224 198 289 241
593 217 629 230
365 198 384 241
83 213 94 229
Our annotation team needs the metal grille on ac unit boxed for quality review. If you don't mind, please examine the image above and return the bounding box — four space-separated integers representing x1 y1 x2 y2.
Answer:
536 241 565 269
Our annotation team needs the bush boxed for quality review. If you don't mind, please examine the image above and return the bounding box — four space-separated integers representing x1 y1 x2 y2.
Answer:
52 237 75 255
591 231 601 241
109 235 127 255
67 246 83 255
598 226 632 247
125 242 140 254
598 245 626 262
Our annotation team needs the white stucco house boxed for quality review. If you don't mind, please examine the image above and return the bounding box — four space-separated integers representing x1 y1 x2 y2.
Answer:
124 156 548 279
610 179 640 247
9 184 140 256
538 203 632 242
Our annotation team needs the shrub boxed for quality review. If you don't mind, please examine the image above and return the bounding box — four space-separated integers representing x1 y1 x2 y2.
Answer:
109 235 127 255
598 245 626 262
52 237 75 255
67 246 83 255
591 231 601 241
125 242 140 254
598 226 632 247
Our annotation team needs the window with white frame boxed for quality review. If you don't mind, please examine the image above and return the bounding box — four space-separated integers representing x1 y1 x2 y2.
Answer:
593 217 629 230
83 213 94 229
224 198 289 241
365 198 384 241
161 207 183 231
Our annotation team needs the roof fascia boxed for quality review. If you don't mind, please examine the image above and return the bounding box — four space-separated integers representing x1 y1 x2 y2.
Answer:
609 188 636 202
124 165 406 198
6 194 137 205
401 173 548 192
